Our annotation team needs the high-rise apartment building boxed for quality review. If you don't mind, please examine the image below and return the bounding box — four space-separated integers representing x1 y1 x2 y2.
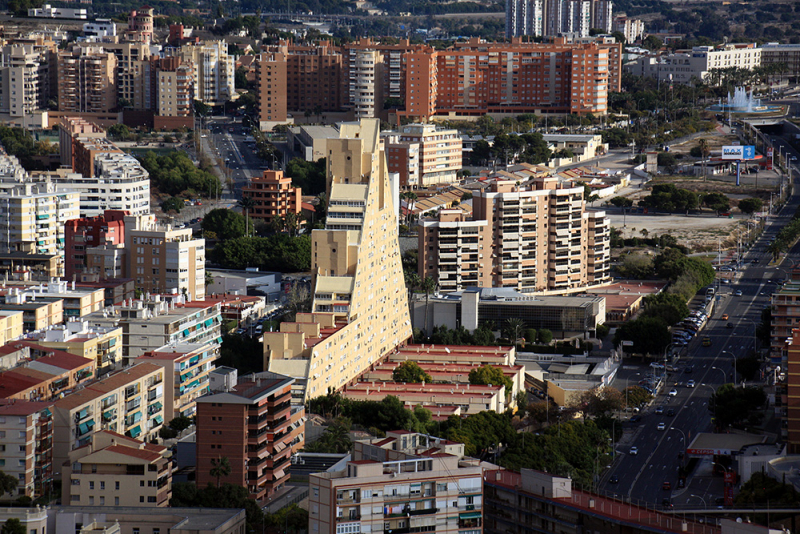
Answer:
0 43 52 118
785 328 800 453
506 0 544 39
0 183 80 262
195 373 304 502
152 56 194 129
266 120 412 400
613 16 645 44
349 49 384 119
419 177 611 293
508 0 612 37
176 40 234 106
241 170 302 226
0 399 53 498
383 124 462 188
254 51 288 129
65 210 127 281
57 46 117 113
310 430 494 534
81 41 151 110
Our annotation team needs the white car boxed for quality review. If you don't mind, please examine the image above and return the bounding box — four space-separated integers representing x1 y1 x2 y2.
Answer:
657 422 666 431
629 446 638 456
668 388 678 397
687 380 696 388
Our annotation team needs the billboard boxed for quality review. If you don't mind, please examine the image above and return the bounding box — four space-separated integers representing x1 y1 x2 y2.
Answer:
721 145 755 160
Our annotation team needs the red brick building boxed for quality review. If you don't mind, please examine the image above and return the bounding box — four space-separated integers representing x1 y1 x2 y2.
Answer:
64 210 128 281
241 170 302 226
195 374 304 502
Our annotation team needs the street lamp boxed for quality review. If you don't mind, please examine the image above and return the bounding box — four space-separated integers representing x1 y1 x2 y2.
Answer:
670 427 687 467
711 366 728 384
701 383 717 426
689 494 707 509
721 350 736 384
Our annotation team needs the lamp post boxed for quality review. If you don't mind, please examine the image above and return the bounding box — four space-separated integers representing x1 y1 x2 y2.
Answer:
701 383 717 428
689 494 707 509
711 366 727 384
670 427 687 467
721 350 736 384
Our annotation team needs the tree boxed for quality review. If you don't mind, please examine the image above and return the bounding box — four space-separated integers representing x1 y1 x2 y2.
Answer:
107 123 133 141
202 209 247 240
702 192 731 213
284 211 300 237
210 456 232 487
502 318 525 344
624 386 653 409
738 197 763 215
614 316 671 355
0 470 18 497
537 329 553 344
642 292 690 325
711 384 767 430
1 519 25 534
469 365 513 396
643 35 663 51
161 197 184 214
420 277 437 336
285 158 327 195
609 196 634 208
305 417 353 453
237 196 257 236
169 415 193 432
618 253 654 279
569 387 624 419
392 361 432 383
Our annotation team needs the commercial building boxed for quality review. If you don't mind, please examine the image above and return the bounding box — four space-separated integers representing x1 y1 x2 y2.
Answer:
65 210 128 281
761 43 800 79
310 430 495 534
418 177 611 293
625 43 762 86
483 468 715 534
384 124 462 188
51 362 166 469
0 399 54 498
195 372 304 502
85 295 222 363
63 429 172 507
176 40 234 106
241 170 302 227
57 46 117 113
137 341 220 419
266 120 412 401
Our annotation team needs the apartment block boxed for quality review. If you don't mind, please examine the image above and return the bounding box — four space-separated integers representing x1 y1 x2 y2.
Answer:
0 309 23 345
124 7 154 44
63 429 172 507
65 210 127 281
176 40 234 106
0 344 94 401
266 120 412 400
383 124 462 188
85 295 222 364
137 341 220 419
508 0 612 38
58 116 106 172
195 373 304 502
83 41 151 111
0 290 64 332
25 320 123 372
310 430 494 534
152 56 194 129
349 49 384 119
0 43 52 118
419 177 611 293
241 170 302 226
254 51 288 129
0 399 54 498
0 183 80 265
51 506 247 534
761 43 800 78
613 16 645 44
57 46 117 113
51 362 166 469
10 280 105 318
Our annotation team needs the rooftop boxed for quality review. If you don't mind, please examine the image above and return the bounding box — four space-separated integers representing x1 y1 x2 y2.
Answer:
53 363 162 410
0 399 51 416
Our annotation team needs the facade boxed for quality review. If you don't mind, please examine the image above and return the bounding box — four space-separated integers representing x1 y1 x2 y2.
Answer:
0 309 24 346
0 291 64 332
82 19 117 38
418 178 611 293
625 43 762 86
761 43 800 79
195 373 304 502
310 431 493 534
0 399 54 498
0 343 95 401
51 362 166 469
0 184 80 267
25 320 123 373
85 295 222 364
507 0 612 38
137 341 220 419
124 7 154 44
57 46 117 113
613 16 645 44
47 506 246 534
254 51 289 129
177 40 234 106
87 41 151 112
785 328 800 453
28 4 88 18
349 49 384 119
266 120 412 401
152 56 194 129
384 124 462 188
63 429 172 507
65 210 128 281
241 170 302 226
0 44 51 118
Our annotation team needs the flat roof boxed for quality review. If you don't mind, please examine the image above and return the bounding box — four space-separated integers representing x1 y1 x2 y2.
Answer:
315 276 354 294
330 184 368 202
686 433 768 455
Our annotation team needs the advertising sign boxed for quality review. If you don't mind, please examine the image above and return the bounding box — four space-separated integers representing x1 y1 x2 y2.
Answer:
721 145 755 160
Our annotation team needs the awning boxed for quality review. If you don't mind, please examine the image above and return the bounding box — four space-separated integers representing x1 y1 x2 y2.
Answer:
183 329 190 336
150 402 163 412
130 411 142 423
459 512 481 520
43 408 51 417
128 425 142 438
274 441 286 453
86 419 95 430
77 408 88 419
274 469 286 480
216 337 223 343
103 410 114 420
153 415 163 425
204 318 213 327
78 422 89 435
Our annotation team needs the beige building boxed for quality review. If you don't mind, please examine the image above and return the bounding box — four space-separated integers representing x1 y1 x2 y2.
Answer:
349 49 384 119
267 119 412 401
0 399 54 498
310 430 494 534
51 362 166 470
63 429 172 507
137 341 220 419
0 184 80 273
384 124 462 188
154 57 194 127
0 309 24 345
177 40 234 106
57 46 117 113
50 506 246 534
419 177 611 293
0 43 52 118
25 320 123 373
613 16 645 44
79 41 151 110
0 291 64 332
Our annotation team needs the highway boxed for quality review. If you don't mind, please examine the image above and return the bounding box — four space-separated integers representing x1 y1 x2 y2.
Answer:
205 116 275 197
600 141 800 507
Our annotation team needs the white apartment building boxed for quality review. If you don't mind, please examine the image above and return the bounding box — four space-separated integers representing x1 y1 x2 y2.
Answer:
0 183 80 262
0 44 50 119
506 0 544 39
613 16 645 44
384 124 462 187
28 4 88 18
176 41 234 106
82 19 117 38
349 49 383 119
625 43 762 85
310 431 495 534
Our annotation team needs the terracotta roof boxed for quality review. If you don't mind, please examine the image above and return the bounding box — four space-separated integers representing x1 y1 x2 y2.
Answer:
0 399 52 416
103 444 162 462
30 345 93 370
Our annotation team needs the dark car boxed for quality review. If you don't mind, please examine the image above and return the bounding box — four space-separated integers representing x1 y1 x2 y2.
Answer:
629 415 642 424
655 406 664 414
666 408 675 416
610 475 619 484
684 366 693 374
727 322 734 329
662 481 671 490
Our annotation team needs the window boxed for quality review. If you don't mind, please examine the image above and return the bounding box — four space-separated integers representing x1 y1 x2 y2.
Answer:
115 481 120 490
148 496 157 502
89 482 94 490
100 481 105 490
115 497 119 505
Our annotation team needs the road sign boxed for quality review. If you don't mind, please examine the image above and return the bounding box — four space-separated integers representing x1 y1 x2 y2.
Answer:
622 340 634 347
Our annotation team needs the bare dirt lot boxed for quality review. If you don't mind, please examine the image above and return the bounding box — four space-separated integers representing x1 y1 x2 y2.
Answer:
607 212 741 249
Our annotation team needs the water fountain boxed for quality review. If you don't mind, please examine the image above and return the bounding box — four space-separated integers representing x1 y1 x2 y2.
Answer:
706 86 781 114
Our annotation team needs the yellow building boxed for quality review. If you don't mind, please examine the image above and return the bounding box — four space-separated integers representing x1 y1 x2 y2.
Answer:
0 292 63 332
63 429 172 507
52 362 166 470
266 119 411 401
0 309 23 344
137 341 220 419
25 320 123 373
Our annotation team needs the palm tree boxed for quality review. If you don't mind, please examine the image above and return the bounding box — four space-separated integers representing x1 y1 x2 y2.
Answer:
405 271 420 312
420 276 437 336
503 318 525 346
698 138 710 181
270 214 284 234
209 456 231 487
285 211 299 236
237 195 256 236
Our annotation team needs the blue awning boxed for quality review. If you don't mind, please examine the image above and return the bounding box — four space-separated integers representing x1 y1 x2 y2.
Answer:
86 419 95 430
131 411 142 423
154 415 163 425
216 337 223 343
128 425 142 438
78 422 89 435
204 318 213 327
459 512 482 520
183 329 190 336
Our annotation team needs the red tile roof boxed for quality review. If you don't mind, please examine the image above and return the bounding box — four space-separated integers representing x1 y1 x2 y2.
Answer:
104 444 162 462
0 399 52 416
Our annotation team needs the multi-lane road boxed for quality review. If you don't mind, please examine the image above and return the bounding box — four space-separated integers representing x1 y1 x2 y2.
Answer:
600 135 800 506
